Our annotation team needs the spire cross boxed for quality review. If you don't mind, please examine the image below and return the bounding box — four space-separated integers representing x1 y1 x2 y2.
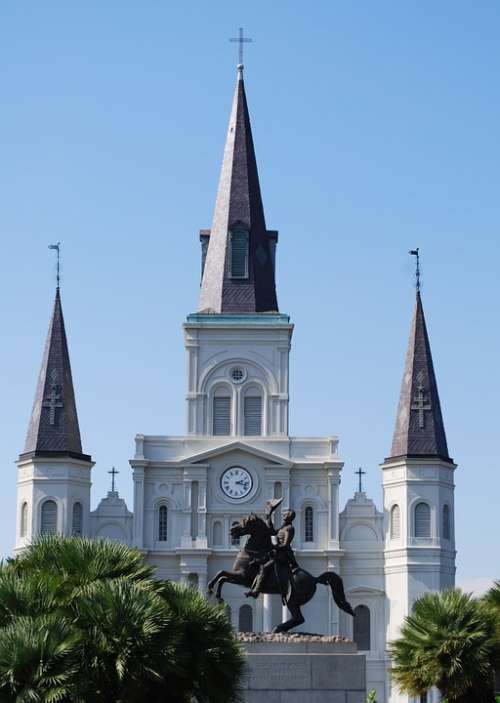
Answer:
409 248 420 292
48 242 61 289
411 373 432 429
229 27 253 67
355 467 366 493
108 466 119 493
42 369 63 425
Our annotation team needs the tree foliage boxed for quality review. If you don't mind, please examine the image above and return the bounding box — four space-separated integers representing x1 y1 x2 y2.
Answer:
0 536 245 703
389 589 498 703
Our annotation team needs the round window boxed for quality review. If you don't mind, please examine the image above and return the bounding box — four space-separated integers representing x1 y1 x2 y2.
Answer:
230 366 245 383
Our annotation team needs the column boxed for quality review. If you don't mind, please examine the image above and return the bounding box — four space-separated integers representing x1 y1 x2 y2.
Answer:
263 594 273 632
197 479 207 547
181 477 192 548
132 466 145 548
328 469 340 547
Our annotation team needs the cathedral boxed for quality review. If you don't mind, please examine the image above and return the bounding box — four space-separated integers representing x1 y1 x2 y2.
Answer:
14 63 456 703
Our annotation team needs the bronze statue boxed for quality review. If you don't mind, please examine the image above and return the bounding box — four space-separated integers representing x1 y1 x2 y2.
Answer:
245 499 298 599
207 498 354 633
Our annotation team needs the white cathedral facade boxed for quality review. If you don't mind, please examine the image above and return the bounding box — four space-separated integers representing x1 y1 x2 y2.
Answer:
14 65 456 703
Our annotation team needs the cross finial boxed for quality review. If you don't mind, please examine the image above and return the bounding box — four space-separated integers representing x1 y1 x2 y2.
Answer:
229 27 253 75
355 467 366 493
409 248 420 292
48 242 61 289
108 466 119 493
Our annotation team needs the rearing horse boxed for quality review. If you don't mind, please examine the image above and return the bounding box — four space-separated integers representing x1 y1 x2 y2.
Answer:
207 512 354 633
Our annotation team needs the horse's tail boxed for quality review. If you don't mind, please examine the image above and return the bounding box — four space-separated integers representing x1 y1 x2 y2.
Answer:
316 571 355 617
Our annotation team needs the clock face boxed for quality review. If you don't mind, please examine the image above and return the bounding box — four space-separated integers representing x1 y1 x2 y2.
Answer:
220 466 253 500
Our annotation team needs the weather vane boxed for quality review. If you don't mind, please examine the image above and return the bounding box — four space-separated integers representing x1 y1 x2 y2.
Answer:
229 27 253 68
108 466 119 493
48 242 61 289
409 248 421 292
355 467 366 493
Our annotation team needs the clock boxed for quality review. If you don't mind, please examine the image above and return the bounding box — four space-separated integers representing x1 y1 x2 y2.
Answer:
220 466 253 500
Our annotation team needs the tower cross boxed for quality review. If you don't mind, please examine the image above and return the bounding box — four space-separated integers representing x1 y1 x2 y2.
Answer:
42 369 63 425
411 374 432 429
48 242 61 288
409 248 421 292
108 466 119 493
229 27 253 66
355 467 366 493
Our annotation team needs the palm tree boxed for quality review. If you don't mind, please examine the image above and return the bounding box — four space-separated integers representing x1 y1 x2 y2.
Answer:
160 581 246 703
389 589 497 703
0 615 81 702
484 582 500 697
0 536 244 703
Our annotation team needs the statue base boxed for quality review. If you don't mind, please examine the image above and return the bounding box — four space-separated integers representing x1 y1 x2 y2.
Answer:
238 633 366 703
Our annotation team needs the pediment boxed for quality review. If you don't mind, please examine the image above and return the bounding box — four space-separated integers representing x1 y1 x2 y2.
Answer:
346 586 385 596
183 440 292 467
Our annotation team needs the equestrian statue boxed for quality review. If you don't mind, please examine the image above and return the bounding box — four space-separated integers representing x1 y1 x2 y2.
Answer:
207 498 355 633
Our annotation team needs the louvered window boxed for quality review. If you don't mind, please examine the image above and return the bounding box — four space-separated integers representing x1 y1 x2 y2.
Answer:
414 502 431 538
304 506 314 542
230 229 249 278
443 505 450 540
72 502 82 535
244 395 262 436
20 502 28 538
41 500 57 535
158 505 168 541
391 505 401 539
353 605 371 651
213 396 231 435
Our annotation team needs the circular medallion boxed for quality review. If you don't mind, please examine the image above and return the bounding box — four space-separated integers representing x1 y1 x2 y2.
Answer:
220 466 253 500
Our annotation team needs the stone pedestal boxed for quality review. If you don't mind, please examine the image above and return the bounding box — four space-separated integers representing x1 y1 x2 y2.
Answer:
239 634 366 703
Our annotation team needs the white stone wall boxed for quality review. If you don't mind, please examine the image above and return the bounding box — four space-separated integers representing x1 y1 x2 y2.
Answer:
15 455 93 552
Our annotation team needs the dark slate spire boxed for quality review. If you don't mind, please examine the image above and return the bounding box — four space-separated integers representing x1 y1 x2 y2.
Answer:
22 288 90 461
198 66 279 313
390 291 452 462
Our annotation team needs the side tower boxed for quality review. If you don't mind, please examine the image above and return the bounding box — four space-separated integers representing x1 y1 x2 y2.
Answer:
15 286 93 551
184 63 293 441
382 288 456 701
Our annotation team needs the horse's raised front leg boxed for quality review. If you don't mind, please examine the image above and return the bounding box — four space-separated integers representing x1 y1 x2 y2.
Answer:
273 601 305 634
207 570 226 595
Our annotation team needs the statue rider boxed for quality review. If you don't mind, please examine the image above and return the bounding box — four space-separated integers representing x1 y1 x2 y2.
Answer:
246 498 299 599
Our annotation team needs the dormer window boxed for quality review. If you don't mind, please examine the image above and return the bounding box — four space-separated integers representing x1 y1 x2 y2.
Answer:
230 228 249 279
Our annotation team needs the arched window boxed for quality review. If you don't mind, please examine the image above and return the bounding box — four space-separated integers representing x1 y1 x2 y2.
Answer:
304 506 314 543
20 502 28 538
158 505 168 541
442 505 450 540
212 521 223 546
231 521 240 547
187 573 199 589
72 502 82 535
238 604 253 632
41 500 57 535
244 392 262 436
213 388 231 436
390 505 401 539
230 228 249 279
353 605 371 651
414 502 431 538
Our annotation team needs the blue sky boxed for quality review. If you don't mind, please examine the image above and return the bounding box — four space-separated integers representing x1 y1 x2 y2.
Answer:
0 1 498 591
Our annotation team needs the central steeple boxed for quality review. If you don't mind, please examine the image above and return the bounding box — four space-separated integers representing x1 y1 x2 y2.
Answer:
198 66 279 314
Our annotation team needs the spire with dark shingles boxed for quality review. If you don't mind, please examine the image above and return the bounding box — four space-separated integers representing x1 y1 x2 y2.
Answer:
390 291 451 462
198 66 278 314
22 288 90 461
